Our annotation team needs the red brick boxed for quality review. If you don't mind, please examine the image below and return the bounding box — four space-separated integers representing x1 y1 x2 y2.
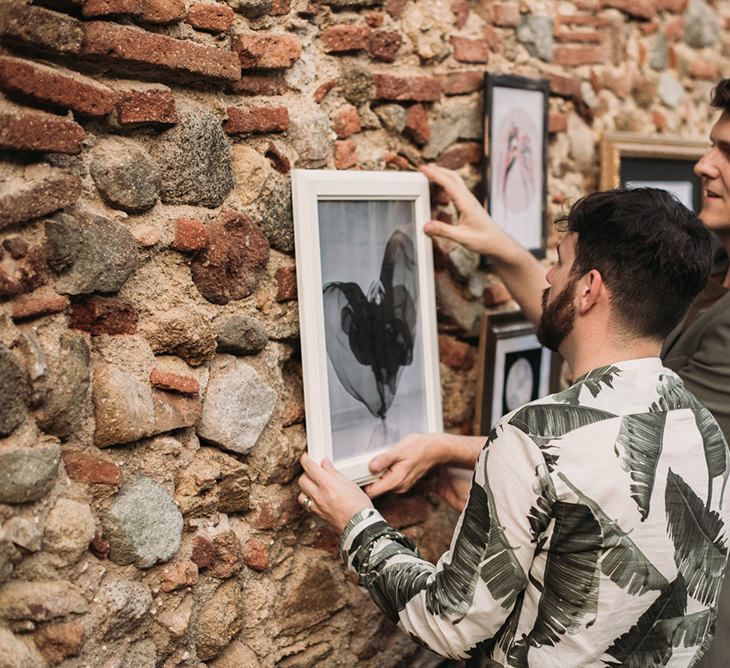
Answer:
81 21 240 83
159 560 198 592
3 237 28 259
377 494 428 528
0 57 117 117
491 2 520 26
12 293 69 321
173 217 209 252
374 73 441 101
230 74 288 96
404 104 430 145
553 45 605 66
241 539 269 571
549 74 582 98
321 25 371 53
150 368 200 395
652 109 668 131
483 25 501 52
436 142 480 169
384 151 410 170
1 4 84 55
0 101 85 154
186 2 235 33
271 0 291 14
224 105 289 134
656 0 686 11
191 536 214 568
233 33 302 69
554 30 605 43
548 111 567 133
689 58 719 80
639 20 659 35
275 265 297 302
0 170 81 229
81 0 186 23
115 88 178 125
368 30 402 62
366 11 384 27
452 0 469 28
90 534 110 558
265 141 291 174
664 17 683 41
438 70 484 95
602 0 656 19
332 105 361 138
314 79 336 103
70 296 138 335
295 0 319 17
438 334 475 370
450 36 489 64
63 450 123 485
556 13 609 27
334 140 358 169
483 282 511 306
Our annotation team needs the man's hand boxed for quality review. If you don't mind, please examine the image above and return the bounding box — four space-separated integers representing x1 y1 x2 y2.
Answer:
420 164 511 256
423 467 472 513
298 453 373 533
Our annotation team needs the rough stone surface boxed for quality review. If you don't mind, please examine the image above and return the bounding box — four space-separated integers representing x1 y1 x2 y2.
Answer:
435 271 483 336
192 580 245 660
0 345 29 437
375 103 406 132
215 315 269 355
153 101 233 208
103 477 183 568
173 217 209 252
90 140 161 213
45 210 139 295
198 355 277 454
0 627 47 668
289 112 332 168
516 15 554 61
2 518 41 552
139 307 217 366
190 210 270 305
33 621 84 664
338 65 375 106
209 641 259 668
657 72 685 108
11 293 69 321
0 439 61 504
150 368 200 395
156 594 193 636
684 0 720 48
257 179 294 252
92 578 152 639
0 580 87 621
35 332 90 440
43 498 96 562
70 296 138 335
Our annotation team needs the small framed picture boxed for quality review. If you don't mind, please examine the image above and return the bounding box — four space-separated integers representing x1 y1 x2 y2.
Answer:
483 74 549 258
292 170 443 485
474 311 558 435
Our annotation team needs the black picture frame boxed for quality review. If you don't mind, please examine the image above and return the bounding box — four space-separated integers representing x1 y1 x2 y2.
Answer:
483 73 549 259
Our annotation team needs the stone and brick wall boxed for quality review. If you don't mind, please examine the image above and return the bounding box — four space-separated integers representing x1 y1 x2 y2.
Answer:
0 0 727 664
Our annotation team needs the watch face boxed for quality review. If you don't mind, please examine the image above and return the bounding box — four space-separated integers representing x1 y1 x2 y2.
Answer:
502 348 543 415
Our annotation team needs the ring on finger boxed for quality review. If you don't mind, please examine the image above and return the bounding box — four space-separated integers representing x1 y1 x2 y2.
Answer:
302 495 313 512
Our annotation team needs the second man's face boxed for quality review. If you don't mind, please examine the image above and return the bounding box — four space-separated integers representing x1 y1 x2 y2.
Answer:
695 111 730 233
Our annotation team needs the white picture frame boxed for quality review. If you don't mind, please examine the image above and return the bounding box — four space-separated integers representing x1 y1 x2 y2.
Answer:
292 170 443 485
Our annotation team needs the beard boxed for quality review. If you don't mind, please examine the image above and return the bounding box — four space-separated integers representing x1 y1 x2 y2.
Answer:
537 277 577 352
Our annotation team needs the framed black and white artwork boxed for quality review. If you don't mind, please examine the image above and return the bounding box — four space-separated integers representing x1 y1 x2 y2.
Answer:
483 74 549 258
292 170 443 485
474 311 557 435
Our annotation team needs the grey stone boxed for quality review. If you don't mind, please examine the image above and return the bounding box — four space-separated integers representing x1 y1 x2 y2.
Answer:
657 72 685 109
339 65 375 107
0 539 15 584
0 439 60 504
0 580 87 621
36 332 90 440
121 639 157 668
2 518 41 552
447 246 479 282
43 498 96 562
650 32 669 71
45 211 139 295
139 307 217 367
434 271 483 336
257 178 294 253
0 345 29 437
289 112 332 169
94 578 152 640
198 356 277 454
374 104 406 133
153 101 233 208
15 332 45 410
358 104 381 130
103 477 183 568
684 0 720 49
423 99 481 160
0 627 46 668
516 15 554 62
226 0 272 16
216 315 269 355
567 113 595 172
90 140 161 214
192 580 245 661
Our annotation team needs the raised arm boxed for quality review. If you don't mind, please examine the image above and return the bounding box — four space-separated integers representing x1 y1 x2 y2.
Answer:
420 164 548 326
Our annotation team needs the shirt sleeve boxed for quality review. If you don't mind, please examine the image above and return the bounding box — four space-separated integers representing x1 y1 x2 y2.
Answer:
339 423 554 660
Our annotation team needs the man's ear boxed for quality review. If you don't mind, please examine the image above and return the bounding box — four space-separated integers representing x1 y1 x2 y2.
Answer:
576 269 604 315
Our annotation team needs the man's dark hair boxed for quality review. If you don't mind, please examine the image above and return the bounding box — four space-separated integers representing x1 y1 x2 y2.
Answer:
711 79 730 113
556 188 712 340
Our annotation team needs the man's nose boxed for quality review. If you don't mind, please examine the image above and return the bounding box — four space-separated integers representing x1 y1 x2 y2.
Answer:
695 150 720 179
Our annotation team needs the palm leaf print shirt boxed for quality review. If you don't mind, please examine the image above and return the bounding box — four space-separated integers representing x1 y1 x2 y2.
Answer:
339 358 730 667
